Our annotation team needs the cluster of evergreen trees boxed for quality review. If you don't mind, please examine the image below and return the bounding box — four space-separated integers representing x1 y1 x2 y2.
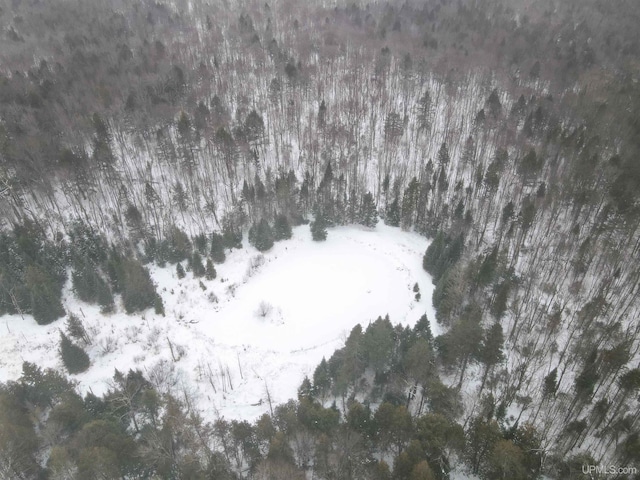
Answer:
1 0 640 475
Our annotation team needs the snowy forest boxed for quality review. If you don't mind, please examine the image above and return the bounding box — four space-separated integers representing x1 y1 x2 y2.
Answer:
1 0 640 478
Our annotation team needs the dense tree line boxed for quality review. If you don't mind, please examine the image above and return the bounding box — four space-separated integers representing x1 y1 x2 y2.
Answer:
0 0 640 477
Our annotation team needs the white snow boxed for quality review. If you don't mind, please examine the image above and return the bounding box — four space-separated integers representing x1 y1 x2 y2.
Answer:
0 223 436 422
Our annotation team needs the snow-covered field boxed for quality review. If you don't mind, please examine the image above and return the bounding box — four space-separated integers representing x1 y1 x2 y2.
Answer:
0 223 436 422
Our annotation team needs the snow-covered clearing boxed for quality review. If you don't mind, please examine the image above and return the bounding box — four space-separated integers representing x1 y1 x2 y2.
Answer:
0 223 436 422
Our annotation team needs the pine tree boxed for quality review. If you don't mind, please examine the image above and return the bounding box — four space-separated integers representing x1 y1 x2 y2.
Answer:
166 226 191 263
359 192 378 228
191 252 205 277
59 332 90 374
154 294 165 316
176 262 186 279
437 142 450 168
222 221 243 250
66 313 90 345
96 276 115 313
205 258 217 280
310 213 328 241
477 323 505 390
543 368 558 398
273 214 293 241
120 259 158 314
249 218 275 252
385 196 400 227
210 232 226 263
486 88 502 118
25 265 65 325
401 178 419 230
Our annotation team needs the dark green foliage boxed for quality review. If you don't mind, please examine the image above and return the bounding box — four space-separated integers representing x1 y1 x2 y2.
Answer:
413 314 434 344
244 109 265 144
574 349 599 400
476 246 499 287
543 368 558 397
0 222 67 323
165 226 192 263
20 361 74 408
310 213 328 241
490 280 511 319
248 218 275 251
422 232 464 281
297 397 340 435
385 196 401 227
118 259 158 314
193 233 208 255
437 142 450 168
68 221 108 265
59 332 90 374
401 178 420 229
222 222 243 250
205 258 217 280
0 389 42 478
518 148 542 184
210 232 227 262
478 323 504 367
362 316 395 372
72 259 114 312
273 213 293 241
154 293 165 316
25 264 66 325
333 324 366 394
358 191 378 228
66 313 90 344
466 417 502 475
191 252 205 277
373 402 413 453
435 305 483 385
312 358 331 399
486 88 502 118
176 262 186 279
520 196 537 232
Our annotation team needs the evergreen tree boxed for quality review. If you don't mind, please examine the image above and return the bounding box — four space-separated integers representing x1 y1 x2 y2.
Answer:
310 213 328 241
119 259 158 314
401 178 419 230
193 233 208 255
191 252 205 278
210 232 227 263
72 259 114 312
205 258 217 280
25 265 65 325
477 323 505 390
385 196 401 227
486 88 502 118
96 276 115 313
423 232 464 281
222 221 243 250
176 262 186 279
358 192 378 228
437 142 450 168
273 213 293 241
59 332 90 374
248 218 275 252
66 313 90 345
543 368 558 398
154 294 165 316
318 99 327 128
166 226 191 263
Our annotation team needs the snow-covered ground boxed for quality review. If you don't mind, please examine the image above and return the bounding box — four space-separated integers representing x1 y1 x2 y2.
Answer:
0 223 436 422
